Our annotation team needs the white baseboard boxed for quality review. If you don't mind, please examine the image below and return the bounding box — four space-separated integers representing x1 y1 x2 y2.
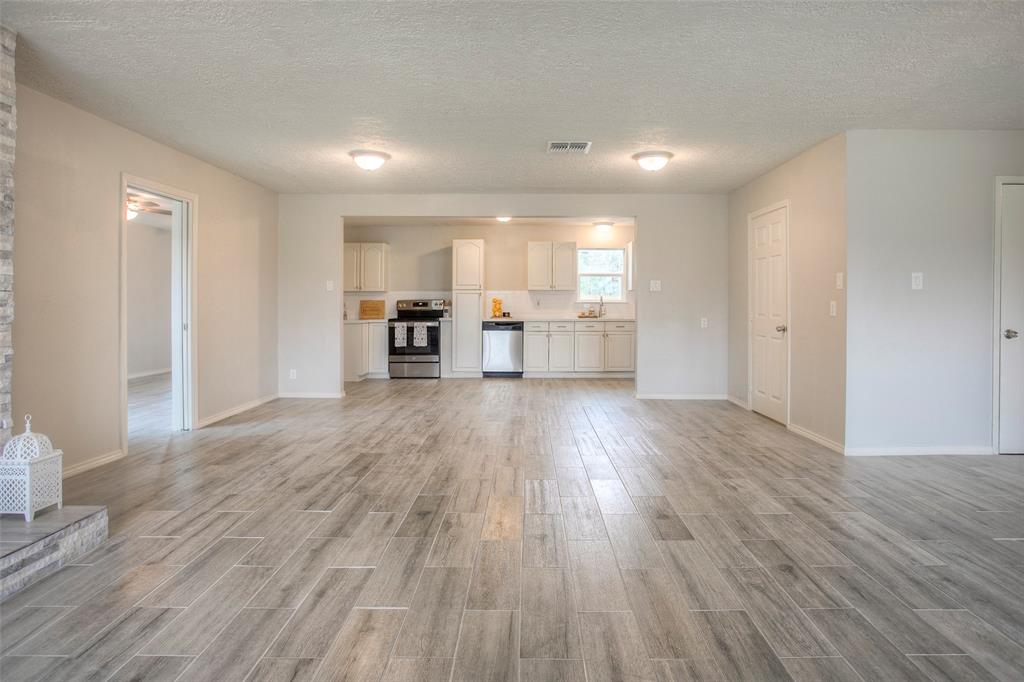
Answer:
196 393 279 428
127 368 170 380
524 372 635 379
844 445 994 457
634 393 728 400
727 395 750 409
277 392 346 399
787 423 845 454
63 449 125 479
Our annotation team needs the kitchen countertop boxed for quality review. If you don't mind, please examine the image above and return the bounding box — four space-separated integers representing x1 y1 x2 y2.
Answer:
344 318 387 324
484 316 635 322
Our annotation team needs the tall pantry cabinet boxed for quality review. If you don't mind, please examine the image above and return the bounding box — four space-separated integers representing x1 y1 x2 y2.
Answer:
451 239 484 374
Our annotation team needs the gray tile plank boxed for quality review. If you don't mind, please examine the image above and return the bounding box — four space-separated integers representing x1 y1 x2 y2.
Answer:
659 540 743 610
267 567 373 658
908 654 1001 682
311 491 377 537
178 607 294 682
249 537 349 608
806 608 931 682
694 610 794 682
523 513 568 568
520 567 581 659
578 610 657 682
392 567 472 658
567 539 630 611
605 513 664 569
395 494 450 539
591 479 637 513
312 607 406 682
632 495 694 540
355 537 432 608
332 512 399 566
426 513 484 567
525 479 560 514
466 539 521 610
380 657 454 682
481 494 524 540
142 537 258 607
780 656 862 682
245 657 320 681
561 495 607 540
916 609 1024 681
621 567 710 659
519 658 586 682
451 609 519 682
742 539 850 608
107 655 196 681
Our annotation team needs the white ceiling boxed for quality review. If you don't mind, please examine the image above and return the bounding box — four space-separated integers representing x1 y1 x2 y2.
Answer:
344 216 634 230
5 1 1022 194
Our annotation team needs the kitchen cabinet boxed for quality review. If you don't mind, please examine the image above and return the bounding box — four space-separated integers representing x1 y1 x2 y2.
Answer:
527 241 576 291
524 332 550 372
344 321 388 380
453 239 485 290
452 290 483 372
574 331 605 371
368 322 389 374
605 330 635 371
549 332 575 371
344 243 390 292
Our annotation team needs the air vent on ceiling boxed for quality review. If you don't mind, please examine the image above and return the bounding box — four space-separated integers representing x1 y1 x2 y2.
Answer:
547 141 592 154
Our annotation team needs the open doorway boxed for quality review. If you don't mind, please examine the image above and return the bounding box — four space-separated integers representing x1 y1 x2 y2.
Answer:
121 178 196 449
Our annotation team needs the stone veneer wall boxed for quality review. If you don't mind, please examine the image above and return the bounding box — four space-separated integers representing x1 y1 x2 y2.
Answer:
0 26 13 441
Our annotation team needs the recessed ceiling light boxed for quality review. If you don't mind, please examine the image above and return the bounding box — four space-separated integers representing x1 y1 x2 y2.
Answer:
632 151 673 172
349 150 391 171
496 216 512 223
593 221 614 233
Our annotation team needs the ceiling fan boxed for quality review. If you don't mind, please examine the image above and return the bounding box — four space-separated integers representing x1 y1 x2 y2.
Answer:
125 192 171 220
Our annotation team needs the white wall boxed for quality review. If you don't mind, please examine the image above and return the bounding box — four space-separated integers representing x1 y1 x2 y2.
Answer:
279 194 728 398
845 130 1024 453
14 86 279 472
728 134 847 448
127 222 171 377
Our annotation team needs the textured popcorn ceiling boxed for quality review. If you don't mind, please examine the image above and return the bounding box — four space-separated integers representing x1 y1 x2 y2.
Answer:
4 1 1023 193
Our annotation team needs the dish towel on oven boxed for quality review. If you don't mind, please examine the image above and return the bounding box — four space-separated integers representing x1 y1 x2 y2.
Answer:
413 322 429 347
393 322 407 348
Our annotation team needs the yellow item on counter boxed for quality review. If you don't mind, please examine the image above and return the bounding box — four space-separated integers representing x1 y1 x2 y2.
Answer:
491 297 503 318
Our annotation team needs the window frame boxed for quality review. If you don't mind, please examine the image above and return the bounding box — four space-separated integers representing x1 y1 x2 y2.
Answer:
576 247 627 303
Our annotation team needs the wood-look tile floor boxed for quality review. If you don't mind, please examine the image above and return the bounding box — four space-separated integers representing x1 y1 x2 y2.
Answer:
127 372 173 443
2 378 1023 681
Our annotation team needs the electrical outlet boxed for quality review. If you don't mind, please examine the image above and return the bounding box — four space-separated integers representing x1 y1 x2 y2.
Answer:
829 300 837 317
289 369 297 380
325 280 335 292
649 279 662 292
911 272 924 290
836 273 844 290
700 317 708 328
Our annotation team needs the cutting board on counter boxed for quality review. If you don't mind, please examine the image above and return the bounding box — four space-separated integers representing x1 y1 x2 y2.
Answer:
359 300 386 319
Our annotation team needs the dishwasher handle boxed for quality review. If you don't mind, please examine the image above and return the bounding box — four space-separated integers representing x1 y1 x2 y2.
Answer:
482 321 524 331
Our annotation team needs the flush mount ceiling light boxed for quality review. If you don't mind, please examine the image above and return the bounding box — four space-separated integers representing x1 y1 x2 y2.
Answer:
349 150 391 171
593 221 614 233
126 206 138 221
632 151 673 172
496 216 512 223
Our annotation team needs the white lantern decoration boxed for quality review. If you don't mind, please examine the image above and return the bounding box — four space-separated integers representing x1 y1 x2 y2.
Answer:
1 415 63 521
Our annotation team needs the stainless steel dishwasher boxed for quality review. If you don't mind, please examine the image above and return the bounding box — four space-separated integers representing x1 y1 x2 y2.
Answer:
482 320 524 377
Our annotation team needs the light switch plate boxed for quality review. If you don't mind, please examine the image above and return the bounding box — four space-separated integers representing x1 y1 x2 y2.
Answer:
836 273 844 290
829 300 837 317
911 272 924 290
326 280 335 292
649 279 662 292
289 369 297 380
700 317 708 328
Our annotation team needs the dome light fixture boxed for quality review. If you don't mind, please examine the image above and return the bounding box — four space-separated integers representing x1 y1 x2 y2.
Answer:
496 216 512 223
349 150 391 171
632 151 673 172
593 221 614 234
126 205 139 221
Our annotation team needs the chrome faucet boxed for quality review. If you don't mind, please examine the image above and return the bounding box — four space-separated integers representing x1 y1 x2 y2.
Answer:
598 295 606 318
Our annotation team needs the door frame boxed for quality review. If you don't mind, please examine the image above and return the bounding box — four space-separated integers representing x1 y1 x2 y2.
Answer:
992 177 1024 454
746 200 791 424
119 173 199 453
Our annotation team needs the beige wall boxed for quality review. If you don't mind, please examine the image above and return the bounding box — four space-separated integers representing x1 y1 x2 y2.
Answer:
345 221 635 291
280 194 728 399
728 134 847 447
127 222 171 377
13 86 279 472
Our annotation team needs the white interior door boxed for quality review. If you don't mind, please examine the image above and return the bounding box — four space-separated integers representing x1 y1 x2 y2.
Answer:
999 184 1024 453
749 205 789 423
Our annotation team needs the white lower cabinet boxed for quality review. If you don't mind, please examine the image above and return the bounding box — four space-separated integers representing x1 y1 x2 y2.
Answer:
345 322 389 380
604 332 635 371
368 322 388 374
548 332 575 371
524 332 550 372
574 332 605 371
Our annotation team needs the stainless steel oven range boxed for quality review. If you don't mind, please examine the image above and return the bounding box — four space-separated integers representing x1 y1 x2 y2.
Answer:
389 299 444 378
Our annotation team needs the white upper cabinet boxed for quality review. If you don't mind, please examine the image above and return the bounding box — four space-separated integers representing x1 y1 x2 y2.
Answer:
343 243 361 292
360 243 389 292
527 241 576 290
453 239 485 290
527 242 553 290
552 242 577 290
344 243 390 292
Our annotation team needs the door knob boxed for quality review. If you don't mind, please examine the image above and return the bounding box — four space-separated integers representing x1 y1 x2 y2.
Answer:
1007 329 1020 339
776 325 788 333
